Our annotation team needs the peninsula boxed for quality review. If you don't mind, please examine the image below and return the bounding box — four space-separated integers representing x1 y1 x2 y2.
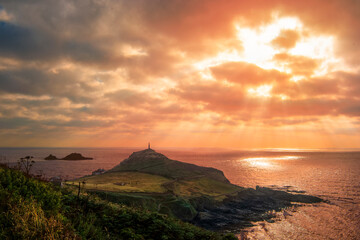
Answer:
69 148 322 231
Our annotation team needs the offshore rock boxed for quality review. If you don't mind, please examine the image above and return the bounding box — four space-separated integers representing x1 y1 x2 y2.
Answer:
44 154 59 160
62 153 93 160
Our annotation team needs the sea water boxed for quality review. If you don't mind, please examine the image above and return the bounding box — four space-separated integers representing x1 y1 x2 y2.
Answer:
0 147 359 239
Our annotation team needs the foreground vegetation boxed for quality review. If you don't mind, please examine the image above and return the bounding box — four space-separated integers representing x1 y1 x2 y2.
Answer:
0 165 237 240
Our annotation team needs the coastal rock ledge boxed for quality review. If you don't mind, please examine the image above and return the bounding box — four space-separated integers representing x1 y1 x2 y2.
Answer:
192 186 323 231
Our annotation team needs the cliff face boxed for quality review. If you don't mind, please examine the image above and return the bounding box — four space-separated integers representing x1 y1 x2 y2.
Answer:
109 149 230 183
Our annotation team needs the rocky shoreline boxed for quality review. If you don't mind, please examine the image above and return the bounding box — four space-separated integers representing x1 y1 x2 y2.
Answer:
192 186 323 231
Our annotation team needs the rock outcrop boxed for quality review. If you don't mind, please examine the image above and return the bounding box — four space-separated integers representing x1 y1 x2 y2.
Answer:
44 154 59 160
61 153 93 160
193 186 323 231
92 168 105 175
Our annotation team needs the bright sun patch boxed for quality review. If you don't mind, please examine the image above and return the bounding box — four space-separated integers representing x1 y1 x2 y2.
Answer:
248 84 273 98
235 16 303 70
193 15 343 81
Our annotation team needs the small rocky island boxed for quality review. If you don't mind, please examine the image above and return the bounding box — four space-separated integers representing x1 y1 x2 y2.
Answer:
69 148 322 231
44 153 93 160
62 153 93 160
44 154 59 160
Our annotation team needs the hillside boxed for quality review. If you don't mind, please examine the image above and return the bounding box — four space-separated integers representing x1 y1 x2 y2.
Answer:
0 164 236 240
109 148 230 183
71 149 242 199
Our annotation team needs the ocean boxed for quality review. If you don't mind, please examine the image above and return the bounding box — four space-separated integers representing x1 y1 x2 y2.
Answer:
0 147 359 239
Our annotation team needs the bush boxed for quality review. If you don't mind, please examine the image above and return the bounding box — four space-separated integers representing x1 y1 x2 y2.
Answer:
0 168 76 239
0 167 237 240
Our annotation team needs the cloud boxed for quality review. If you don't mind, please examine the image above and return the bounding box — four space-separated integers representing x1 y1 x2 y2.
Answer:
272 77 342 98
0 21 55 60
271 29 300 49
0 0 360 147
273 53 319 76
0 67 96 103
210 61 288 85
105 89 161 107
170 81 248 115
172 72 360 123
334 71 360 97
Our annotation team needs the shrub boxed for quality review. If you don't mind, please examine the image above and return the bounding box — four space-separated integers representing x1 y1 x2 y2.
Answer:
0 167 237 240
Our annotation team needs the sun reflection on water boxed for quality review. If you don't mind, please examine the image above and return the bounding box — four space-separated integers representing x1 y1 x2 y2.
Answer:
241 156 301 169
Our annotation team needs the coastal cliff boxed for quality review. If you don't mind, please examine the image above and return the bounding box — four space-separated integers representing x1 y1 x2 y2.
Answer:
70 149 322 231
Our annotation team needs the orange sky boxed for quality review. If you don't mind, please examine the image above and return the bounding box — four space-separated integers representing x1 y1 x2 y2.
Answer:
0 0 360 148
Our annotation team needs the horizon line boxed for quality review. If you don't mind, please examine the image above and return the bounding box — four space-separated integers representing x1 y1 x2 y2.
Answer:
1 146 360 152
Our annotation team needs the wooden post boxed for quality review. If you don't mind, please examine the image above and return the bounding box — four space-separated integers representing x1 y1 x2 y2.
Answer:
77 182 81 199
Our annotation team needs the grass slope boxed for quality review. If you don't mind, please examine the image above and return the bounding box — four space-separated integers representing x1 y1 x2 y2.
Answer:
0 165 237 240
68 172 241 199
168 177 242 200
68 171 170 193
67 171 242 221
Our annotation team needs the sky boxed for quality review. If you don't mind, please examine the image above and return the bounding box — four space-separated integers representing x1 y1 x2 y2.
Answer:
0 0 360 149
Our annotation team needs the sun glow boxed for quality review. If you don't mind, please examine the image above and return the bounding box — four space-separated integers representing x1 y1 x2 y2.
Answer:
289 36 334 59
193 15 342 80
235 16 303 71
248 84 273 98
193 50 243 70
289 75 304 82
